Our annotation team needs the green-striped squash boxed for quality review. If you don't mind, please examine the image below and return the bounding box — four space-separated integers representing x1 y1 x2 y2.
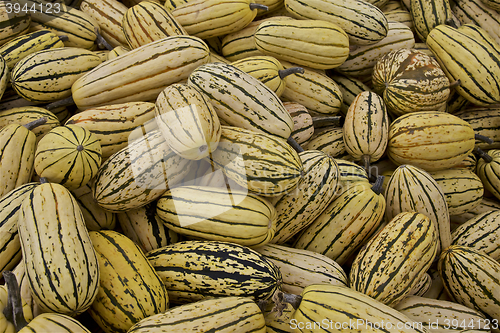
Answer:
329 72 371 116
0 55 7 101
80 0 128 48
349 212 438 306
70 184 116 231
438 245 500 323
65 102 157 159
11 47 102 103
253 244 347 295
409 272 432 297
170 0 262 39
450 197 500 226
452 0 500 46
292 284 428 333
384 9 414 30
283 0 388 45
208 126 303 197
117 202 179 254
426 24 500 106
146 240 283 303
254 19 349 69
304 127 347 159
107 45 130 60
187 62 293 139
411 0 452 41
429 168 484 216
122 0 187 49
155 83 221 160
452 210 500 261
455 107 500 149
0 4 30 46
72 35 210 110
88 230 169 333
0 182 39 275
0 30 64 70
34 124 102 190
394 295 489 332
293 180 386 265
387 111 475 171
279 60 342 114
372 48 450 116
447 90 471 114
17 181 100 316
481 0 500 11
91 129 191 212
343 91 389 168
128 297 266 333
336 159 369 189
384 164 451 255
271 150 339 244
0 106 59 144
17 313 91 333
156 185 277 247
476 149 500 202
283 102 314 144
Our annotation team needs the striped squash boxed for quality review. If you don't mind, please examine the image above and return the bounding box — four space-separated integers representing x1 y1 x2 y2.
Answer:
70 184 116 231
336 159 369 189
17 313 91 333
117 202 179 254
80 0 128 48
72 35 210 110
146 240 283 303
91 129 191 212
19 0 99 49
426 24 500 106
292 284 428 333
0 106 59 144
187 62 293 139
170 0 262 39
438 245 500 323
0 122 38 198
11 47 103 103
17 181 100 316
372 48 450 116
452 210 500 261
283 102 314 144
384 9 414 30
283 0 388 45
408 273 432 297
452 0 500 46
422 267 453 301
0 3 30 46
387 111 475 171
0 90 36 112
447 90 471 114
476 149 500 202
429 168 484 216
293 180 386 265
455 107 500 149
411 0 453 41
304 127 347 159
122 0 187 49
254 19 349 69
64 102 156 159
156 185 277 247
453 151 477 171
88 230 169 333
209 126 303 197
384 164 451 255
0 30 64 70
253 244 347 295
349 212 438 306
280 60 343 114
128 297 265 333
0 182 39 275
329 72 371 116
450 197 500 226
394 296 489 332
34 125 102 190
481 0 500 11
343 91 389 169
155 83 221 160
271 150 339 244
220 16 294 62
0 55 7 102
107 45 130 59
337 21 415 77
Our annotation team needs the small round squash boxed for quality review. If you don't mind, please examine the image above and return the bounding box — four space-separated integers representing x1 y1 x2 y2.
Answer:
34 124 102 189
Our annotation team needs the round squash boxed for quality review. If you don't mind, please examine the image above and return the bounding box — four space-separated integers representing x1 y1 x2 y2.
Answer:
34 124 102 190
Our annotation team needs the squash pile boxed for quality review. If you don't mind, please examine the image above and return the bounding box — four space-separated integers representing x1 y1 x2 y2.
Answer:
1 0 500 332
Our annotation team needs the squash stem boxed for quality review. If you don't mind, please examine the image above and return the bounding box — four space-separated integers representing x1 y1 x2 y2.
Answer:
45 96 74 110
94 27 113 51
362 154 371 174
474 147 493 163
371 175 384 194
475 134 494 144
58 35 69 42
2 271 28 331
278 67 304 79
287 136 304 153
249 3 268 11
23 117 47 130
449 79 461 89
39 177 48 184
312 116 344 128
271 291 302 317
